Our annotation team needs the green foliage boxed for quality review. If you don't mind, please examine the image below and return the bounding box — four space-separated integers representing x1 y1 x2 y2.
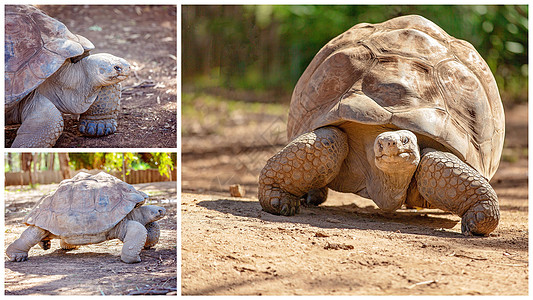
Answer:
151 153 175 179
97 153 138 175
68 153 176 179
68 153 96 170
183 5 527 103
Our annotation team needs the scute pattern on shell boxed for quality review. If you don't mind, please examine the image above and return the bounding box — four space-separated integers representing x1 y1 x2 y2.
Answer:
24 172 146 237
5 5 94 107
287 15 504 180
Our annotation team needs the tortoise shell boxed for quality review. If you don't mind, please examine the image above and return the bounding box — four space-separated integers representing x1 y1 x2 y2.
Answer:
24 172 148 237
287 15 505 180
5 5 94 108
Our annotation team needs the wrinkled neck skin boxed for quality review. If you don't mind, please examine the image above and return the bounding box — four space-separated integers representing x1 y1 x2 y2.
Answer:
36 59 100 115
364 140 418 212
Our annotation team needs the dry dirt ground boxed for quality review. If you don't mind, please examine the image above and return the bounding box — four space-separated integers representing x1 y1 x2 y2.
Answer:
5 181 177 295
5 5 177 148
181 100 528 295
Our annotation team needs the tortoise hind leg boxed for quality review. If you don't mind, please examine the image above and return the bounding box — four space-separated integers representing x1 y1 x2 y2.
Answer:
415 149 499 236
6 226 49 261
60 239 79 251
39 238 52 250
258 126 348 216
305 187 329 206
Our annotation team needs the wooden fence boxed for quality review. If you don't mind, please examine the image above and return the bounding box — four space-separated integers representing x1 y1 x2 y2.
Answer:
5 169 177 186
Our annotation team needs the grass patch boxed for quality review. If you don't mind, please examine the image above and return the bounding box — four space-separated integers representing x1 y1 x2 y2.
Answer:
182 92 286 117
182 92 287 136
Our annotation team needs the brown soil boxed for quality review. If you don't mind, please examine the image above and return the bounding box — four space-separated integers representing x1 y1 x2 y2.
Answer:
4 181 177 295
181 102 528 295
5 5 177 148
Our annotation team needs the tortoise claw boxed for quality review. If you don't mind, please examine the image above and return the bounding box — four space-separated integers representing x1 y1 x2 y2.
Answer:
79 119 117 136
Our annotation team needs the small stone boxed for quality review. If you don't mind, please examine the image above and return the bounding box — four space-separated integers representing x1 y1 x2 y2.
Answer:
229 184 246 197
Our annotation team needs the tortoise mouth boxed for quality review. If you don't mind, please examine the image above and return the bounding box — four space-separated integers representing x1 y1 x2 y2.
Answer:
112 74 129 81
375 150 420 172
376 150 415 161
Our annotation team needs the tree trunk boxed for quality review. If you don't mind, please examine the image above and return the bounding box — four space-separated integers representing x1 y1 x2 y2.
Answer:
7 153 12 171
122 153 127 182
47 153 55 170
21 153 33 187
33 153 40 173
58 153 71 179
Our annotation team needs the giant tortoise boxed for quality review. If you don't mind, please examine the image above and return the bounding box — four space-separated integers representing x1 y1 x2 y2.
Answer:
258 15 504 236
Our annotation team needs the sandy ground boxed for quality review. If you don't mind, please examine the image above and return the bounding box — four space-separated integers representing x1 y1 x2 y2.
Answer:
181 101 528 295
6 5 177 148
5 181 177 295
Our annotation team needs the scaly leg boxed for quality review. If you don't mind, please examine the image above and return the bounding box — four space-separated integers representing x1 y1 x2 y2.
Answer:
6 226 48 261
79 83 121 137
39 238 52 250
120 220 147 263
415 149 499 236
144 221 161 249
12 94 63 148
258 126 348 215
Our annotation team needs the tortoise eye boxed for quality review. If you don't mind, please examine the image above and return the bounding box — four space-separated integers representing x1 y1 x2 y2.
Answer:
114 66 122 72
402 137 409 144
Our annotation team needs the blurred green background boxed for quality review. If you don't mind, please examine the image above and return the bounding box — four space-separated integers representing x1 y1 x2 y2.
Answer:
182 5 527 104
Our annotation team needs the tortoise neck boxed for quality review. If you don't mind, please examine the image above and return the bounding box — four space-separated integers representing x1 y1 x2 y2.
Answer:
363 131 418 212
366 168 415 211
36 60 98 115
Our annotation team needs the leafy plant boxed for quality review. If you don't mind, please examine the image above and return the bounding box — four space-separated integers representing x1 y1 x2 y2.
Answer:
183 5 527 103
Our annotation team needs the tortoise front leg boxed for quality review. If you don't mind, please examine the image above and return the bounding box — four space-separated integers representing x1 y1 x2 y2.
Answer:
79 83 121 137
144 221 161 249
120 220 147 263
6 226 48 262
258 126 348 216
415 149 499 236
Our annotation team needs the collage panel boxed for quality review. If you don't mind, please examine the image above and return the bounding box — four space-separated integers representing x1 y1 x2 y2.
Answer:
181 5 527 296
4 3 178 296
5 5 177 148
5 152 178 295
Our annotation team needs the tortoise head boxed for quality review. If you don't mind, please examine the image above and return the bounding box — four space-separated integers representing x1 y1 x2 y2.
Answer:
373 130 420 174
84 53 131 86
129 205 166 225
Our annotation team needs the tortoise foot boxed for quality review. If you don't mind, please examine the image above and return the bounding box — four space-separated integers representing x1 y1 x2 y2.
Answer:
79 118 117 136
260 185 301 216
79 83 121 137
6 248 28 262
258 127 348 216
461 200 500 236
